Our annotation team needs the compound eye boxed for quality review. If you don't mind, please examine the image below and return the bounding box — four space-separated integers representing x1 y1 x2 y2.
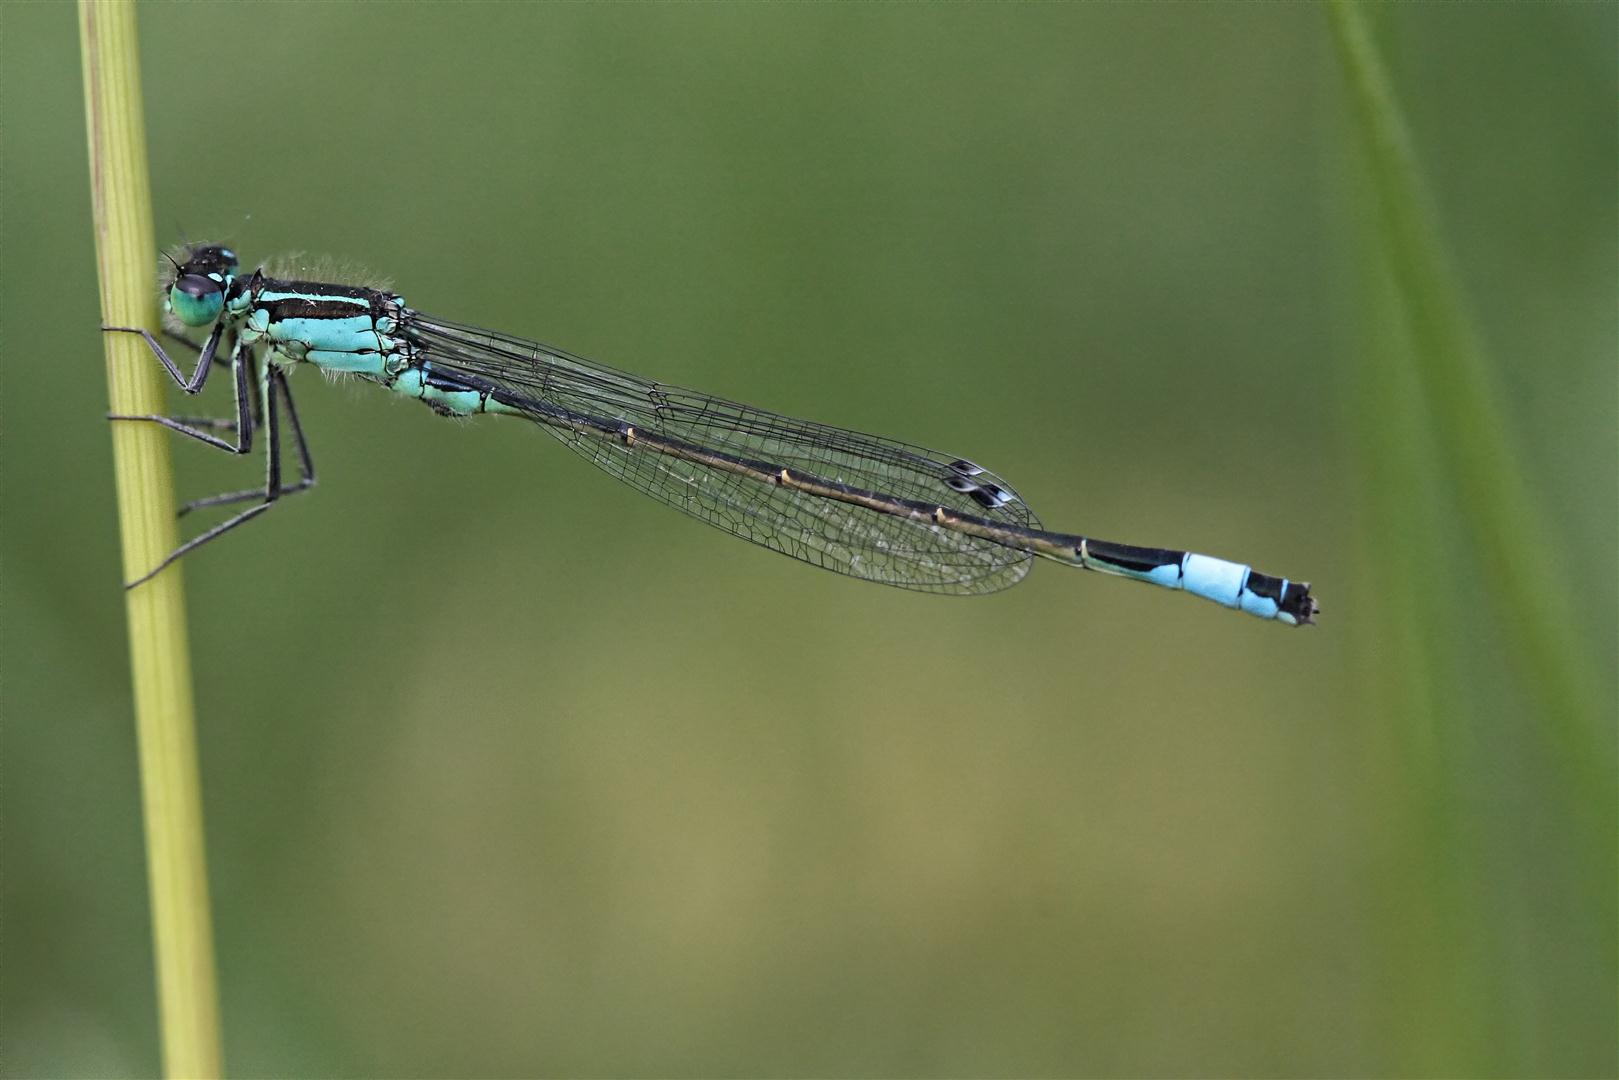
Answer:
168 274 224 326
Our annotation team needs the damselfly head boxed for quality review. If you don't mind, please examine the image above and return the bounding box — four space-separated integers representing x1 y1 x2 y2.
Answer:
164 243 239 327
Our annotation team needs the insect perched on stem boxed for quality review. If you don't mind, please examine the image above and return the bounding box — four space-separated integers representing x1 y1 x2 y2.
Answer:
105 244 1317 625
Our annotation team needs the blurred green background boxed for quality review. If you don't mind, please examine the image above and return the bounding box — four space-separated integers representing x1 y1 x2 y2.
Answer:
3 4 1613 1077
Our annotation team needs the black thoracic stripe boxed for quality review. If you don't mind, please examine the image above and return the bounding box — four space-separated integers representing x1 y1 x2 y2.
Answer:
258 278 393 323
262 278 378 301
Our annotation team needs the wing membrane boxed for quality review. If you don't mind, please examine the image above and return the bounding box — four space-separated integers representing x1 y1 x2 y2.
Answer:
406 314 1039 594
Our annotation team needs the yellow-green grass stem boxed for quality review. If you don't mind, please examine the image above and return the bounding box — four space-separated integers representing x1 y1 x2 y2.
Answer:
79 3 222 1076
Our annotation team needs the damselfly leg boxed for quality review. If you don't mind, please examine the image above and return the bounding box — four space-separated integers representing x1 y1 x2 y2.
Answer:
146 325 267 436
103 326 315 587
176 369 314 518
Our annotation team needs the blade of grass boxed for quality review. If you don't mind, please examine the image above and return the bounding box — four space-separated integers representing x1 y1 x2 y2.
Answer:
1326 1 1613 832
1347 235 1500 1073
1330 3 1616 1073
78 3 222 1076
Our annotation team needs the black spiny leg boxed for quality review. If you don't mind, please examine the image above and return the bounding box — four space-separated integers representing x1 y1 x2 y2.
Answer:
154 326 265 429
107 335 255 455
103 318 227 394
177 368 316 517
122 360 302 589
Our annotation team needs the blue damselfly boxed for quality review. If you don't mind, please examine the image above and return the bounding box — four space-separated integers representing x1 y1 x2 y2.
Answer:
104 244 1318 625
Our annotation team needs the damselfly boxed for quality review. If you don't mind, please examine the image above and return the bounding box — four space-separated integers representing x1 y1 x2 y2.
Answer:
104 244 1318 625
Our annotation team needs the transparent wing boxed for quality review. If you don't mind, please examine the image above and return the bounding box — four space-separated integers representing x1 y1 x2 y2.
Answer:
406 314 1040 594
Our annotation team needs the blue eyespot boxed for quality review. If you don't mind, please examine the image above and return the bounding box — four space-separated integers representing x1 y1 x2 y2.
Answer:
168 274 224 327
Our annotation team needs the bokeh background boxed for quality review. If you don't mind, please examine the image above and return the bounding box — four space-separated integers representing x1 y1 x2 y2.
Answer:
3 4 1613 1077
